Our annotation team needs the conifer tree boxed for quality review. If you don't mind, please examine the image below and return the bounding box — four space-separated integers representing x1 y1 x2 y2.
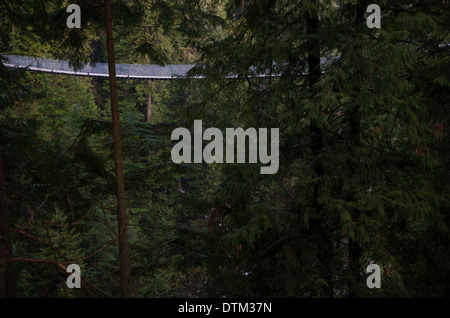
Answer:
191 0 449 297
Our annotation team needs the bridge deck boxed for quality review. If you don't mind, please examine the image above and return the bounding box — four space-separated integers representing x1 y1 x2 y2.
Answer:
3 54 197 80
3 44 447 80
2 54 342 80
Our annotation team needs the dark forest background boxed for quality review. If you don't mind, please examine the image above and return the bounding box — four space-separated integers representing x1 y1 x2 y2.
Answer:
0 0 449 298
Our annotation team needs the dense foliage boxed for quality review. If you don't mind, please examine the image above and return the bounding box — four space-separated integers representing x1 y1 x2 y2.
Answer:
0 0 449 298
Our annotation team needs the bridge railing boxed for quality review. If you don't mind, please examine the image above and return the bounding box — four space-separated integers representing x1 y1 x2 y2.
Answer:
2 54 196 80
2 54 346 80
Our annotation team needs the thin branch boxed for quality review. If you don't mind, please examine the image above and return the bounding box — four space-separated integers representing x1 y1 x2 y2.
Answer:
42 192 103 228
20 193 49 231
132 247 178 285
129 238 178 265
259 234 312 256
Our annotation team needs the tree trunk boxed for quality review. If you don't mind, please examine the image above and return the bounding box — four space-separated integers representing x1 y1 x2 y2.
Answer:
104 0 131 298
146 80 152 122
347 0 368 298
0 147 16 297
306 2 334 298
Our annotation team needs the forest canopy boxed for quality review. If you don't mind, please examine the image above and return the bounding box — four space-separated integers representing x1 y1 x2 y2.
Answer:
0 0 449 298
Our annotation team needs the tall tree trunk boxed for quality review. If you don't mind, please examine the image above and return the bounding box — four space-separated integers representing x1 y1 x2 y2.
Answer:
146 80 152 122
347 0 369 298
104 0 131 298
0 147 16 297
306 2 334 298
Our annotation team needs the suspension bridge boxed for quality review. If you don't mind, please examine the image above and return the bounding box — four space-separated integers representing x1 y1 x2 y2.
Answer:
3 43 448 81
2 54 339 80
2 54 197 80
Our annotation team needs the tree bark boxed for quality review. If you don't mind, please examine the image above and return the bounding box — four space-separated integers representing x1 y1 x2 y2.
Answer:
104 0 131 298
347 0 368 298
306 2 334 298
146 80 152 122
0 147 16 297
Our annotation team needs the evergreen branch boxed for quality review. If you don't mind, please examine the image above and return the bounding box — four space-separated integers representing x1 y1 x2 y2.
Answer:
129 238 178 265
132 247 178 285
259 234 312 257
6 256 97 297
